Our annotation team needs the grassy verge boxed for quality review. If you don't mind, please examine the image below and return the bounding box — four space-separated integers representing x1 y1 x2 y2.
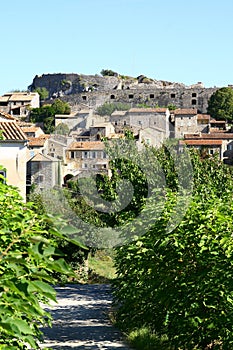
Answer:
127 327 171 350
88 249 116 283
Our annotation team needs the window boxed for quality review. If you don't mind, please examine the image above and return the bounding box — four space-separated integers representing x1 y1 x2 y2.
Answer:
110 94 115 99
115 121 118 126
171 93 176 98
92 164 96 168
124 120 127 125
82 151 88 159
227 144 233 151
0 170 6 183
129 94 134 99
82 163 88 169
192 93 197 97
209 149 214 155
70 151 75 158
150 94 154 99
102 151 107 158
138 120 142 125
91 151 96 158
38 175 44 183
192 99 197 105
82 95 87 101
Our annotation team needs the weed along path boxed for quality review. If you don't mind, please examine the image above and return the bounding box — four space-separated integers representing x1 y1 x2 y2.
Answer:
40 284 131 349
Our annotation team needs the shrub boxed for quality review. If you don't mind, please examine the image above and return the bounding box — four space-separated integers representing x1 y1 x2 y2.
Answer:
0 181 74 349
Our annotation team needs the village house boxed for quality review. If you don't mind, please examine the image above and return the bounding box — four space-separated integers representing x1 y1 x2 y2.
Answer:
89 122 115 140
0 92 39 119
173 109 211 138
181 133 233 164
64 141 108 180
0 111 28 200
27 153 61 192
110 108 170 137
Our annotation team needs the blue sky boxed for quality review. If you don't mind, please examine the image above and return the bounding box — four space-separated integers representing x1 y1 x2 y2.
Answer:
1 0 233 95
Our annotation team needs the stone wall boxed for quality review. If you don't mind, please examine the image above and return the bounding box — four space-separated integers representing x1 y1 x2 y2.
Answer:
28 73 221 114
61 87 218 114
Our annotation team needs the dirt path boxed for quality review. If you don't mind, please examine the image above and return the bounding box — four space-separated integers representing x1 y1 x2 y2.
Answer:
40 284 132 349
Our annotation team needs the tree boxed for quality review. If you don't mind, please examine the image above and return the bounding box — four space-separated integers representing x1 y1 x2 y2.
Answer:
112 148 233 349
207 87 233 121
29 99 71 133
100 69 118 77
0 180 77 348
54 122 70 135
96 102 130 116
33 87 49 101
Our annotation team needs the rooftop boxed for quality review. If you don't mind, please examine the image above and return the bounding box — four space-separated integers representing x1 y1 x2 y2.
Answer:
174 108 198 115
0 121 27 141
68 141 105 150
181 139 222 146
128 107 168 113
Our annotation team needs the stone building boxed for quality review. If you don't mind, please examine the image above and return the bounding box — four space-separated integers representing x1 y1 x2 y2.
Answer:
0 92 39 119
182 133 233 164
173 109 211 138
110 107 170 137
27 153 61 191
0 112 28 200
89 122 115 140
64 141 108 178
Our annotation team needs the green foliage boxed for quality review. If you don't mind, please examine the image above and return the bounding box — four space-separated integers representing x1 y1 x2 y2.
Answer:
113 149 233 349
100 69 118 77
33 87 49 101
207 87 233 121
30 99 71 133
96 102 131 116
54 122 70 135
167 103 177 110
0 181 74 349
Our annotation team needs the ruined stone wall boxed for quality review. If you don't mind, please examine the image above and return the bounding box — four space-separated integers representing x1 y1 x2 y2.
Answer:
28 73 220 114
61 87 217 113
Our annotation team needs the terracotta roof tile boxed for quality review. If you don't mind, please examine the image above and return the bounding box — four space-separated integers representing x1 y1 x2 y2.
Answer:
197 114 210 120
181 140 222 146
28 135 50 147
21 126 42 133
184 133 233 140
129 108 168 113
174 108 197 115
68 141 105 150
0 111 17 120
0 121 27 140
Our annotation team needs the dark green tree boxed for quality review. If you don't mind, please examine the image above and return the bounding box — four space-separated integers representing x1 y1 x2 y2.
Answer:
207 87 233 121
30 99 71 133
33 87 49 101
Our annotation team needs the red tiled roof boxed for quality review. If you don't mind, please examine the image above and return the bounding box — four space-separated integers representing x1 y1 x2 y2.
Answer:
28 135 50 147
174 108 197 115
181 140 222 146
0 121 27 140
0 111 17 120
197 114 210 120
129 108 168 113
22 126 42 133
68 141 105 150
184 133 233 140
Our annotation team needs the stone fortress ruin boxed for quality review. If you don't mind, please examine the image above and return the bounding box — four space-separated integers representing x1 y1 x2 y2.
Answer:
28 72 222 114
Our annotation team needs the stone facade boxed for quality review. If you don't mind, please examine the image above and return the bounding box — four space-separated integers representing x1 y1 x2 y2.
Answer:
0 92 39 119
28 73 221 114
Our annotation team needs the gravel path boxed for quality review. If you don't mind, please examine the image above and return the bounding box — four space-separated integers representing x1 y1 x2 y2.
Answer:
40 284 132 349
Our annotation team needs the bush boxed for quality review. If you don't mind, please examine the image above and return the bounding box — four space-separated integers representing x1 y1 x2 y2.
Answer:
0 182 74 349
96 102 130 116
113 149 233 349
